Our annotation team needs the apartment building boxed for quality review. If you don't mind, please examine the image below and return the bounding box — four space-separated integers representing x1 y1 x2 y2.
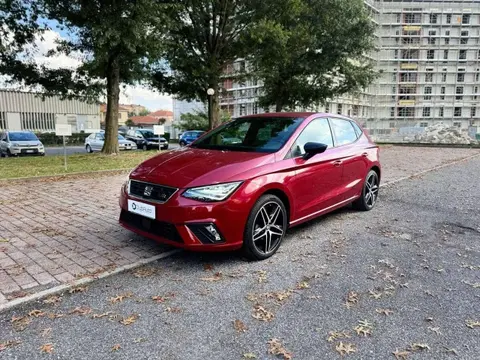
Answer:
219 0 480 139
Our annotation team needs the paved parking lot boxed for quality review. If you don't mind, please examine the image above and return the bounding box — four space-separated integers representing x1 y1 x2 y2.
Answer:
0 146 478 307
0 149 479 359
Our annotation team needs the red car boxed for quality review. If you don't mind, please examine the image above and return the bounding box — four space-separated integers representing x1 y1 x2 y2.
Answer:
119 113 380 260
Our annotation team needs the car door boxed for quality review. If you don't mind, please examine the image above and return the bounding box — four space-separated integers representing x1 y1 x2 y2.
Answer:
92 133 103 151
0 132 6 153
328 118 369 201
286 117 344 222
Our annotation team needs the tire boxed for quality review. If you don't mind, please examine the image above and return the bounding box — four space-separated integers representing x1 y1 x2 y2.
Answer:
142 144 148 151
86 145 93 153
352 169 379 211
179 141 186 147
242 194 288 261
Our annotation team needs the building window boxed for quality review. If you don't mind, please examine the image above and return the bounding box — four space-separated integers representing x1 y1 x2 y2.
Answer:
461 37 469 45
471 107 476 117
459 50 467 60
389 122 396 128
392 71 397 82
462 14 470 24
457 70 465 82
429 14 437 24
478 50 480 59
425 70 433 82
424 87 432 100
443 50 448 61
325 103 330 113
454 107 462 117
420 122 429 127
446 14 451 24
439 107 444 117
476 70 479 82
427 50 435 60
428 37 436 45
394 49 398 59
422 107 431 117
337 103 342 115
453 121 461 127
404 13 421 24
442 71 447 82
390 107 395 117
474 86 478 100
239 105 245 116
440 86 446 100
352 105 359 116
397 14 401 23
400 72 417 82
398 107 415 117
445 30 450 36
456 87 464 100
253 102 258 114
445 37 450 45
461 31 469 44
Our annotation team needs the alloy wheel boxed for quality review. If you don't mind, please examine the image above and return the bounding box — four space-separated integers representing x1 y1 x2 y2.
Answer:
252 201 285 255
365 172 379 207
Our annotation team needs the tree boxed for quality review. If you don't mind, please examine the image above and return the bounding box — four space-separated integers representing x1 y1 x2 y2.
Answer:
249 0 377 112
158 118 167 125
125 119 134 127
176 110 231 131
138 108 150 117
39 0 170 154
152 0 264 130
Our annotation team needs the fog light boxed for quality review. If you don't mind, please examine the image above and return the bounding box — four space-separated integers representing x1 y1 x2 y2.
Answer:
187 223 225 244
206 225 221 242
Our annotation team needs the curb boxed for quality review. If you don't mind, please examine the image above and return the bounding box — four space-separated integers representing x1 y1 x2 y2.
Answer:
1 151 479 313
0 249 181 313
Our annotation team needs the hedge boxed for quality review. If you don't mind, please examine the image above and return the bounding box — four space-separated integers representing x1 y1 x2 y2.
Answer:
36 132 89 146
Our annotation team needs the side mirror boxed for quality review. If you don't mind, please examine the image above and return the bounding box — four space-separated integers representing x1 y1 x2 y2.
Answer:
303 142 328 160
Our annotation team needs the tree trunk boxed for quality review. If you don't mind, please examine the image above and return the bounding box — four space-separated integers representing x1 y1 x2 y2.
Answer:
275 98 283 113
102 56 120 154
211 91 220 128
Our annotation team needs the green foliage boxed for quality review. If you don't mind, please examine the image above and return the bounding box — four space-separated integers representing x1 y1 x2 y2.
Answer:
248 0 377 111
36 132 89 146
176 110 231 132
125 119 134 127
138 109 150 117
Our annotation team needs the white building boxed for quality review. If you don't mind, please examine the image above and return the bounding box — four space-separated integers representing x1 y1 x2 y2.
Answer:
219 0 480 140
0 90 101 133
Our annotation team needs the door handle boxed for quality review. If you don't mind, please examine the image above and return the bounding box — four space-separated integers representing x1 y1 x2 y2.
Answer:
362 152 368 157
333 160 342 167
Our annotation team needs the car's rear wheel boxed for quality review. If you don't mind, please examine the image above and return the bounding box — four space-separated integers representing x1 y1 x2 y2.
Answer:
179 141 186 147
142 144 148 151
243 194 287 261
86 145 93 153
353 169 379 211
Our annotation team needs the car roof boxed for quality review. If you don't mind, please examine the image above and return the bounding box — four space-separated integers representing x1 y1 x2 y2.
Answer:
240 112 316 119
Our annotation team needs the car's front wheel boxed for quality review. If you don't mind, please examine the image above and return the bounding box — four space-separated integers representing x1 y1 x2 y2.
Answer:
142 143 148 151
243 194 287 261
353 169 379 211
86 144 93 153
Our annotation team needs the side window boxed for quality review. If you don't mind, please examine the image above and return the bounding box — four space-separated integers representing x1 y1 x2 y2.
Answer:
350 121 363 137
135 131 143 138
290 118 333 158
330 118 358 146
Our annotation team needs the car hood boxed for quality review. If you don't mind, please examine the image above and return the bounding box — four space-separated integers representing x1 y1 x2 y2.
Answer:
119 139 135 145
10 140 42 146
130 147 275 188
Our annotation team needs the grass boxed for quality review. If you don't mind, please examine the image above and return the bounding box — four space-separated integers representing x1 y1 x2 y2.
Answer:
0 151 159 179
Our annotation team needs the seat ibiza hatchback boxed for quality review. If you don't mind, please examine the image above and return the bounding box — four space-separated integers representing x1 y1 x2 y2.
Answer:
119 113 381 260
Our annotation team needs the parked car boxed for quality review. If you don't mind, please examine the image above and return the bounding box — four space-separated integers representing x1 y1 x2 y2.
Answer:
179 130 205 146
0 131 45 157
125 129 168 150
85 131 137 153
119 112 381 260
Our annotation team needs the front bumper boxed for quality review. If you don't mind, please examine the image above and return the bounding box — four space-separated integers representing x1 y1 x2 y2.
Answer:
9 147 45 156
147 141 168 149
118 183 252 251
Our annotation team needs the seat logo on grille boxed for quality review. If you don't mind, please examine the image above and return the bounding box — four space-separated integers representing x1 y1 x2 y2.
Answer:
143 185 154 197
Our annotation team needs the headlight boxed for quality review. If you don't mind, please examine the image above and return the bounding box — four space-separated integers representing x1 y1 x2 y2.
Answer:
12 143 20 147
182 181 242 202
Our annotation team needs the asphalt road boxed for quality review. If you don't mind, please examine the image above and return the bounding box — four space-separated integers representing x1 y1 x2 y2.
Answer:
1 157 479 359
45 143 180 156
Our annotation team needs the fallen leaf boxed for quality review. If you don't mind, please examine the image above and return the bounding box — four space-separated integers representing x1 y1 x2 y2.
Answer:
133 338 147 343
296 281 310 290
243 353 257 359
40 343 54 353
165 307 182 313
111 344 121 352
0 238 9 243
327 331 351 342
335 342 356 356
444 347 458 355
68 306 92 316
200 272 223 282
40 328 52 338
428 326 442 335
393 349 410 360
252 305 274 322
11 316 31 332
92 312 113 319
47 312 65 319
29 309 46 318
151 293 175 303
354 320 373 337
466 320 480 329
109 292 133 304
345 291 359 308
43 295 62 305
257 270 267 283
233 319 248 333
307 295 322 300
132 267 157 278
69 286 88 294
368 290 382 299
0 340 22 351
267 338 292 360
119 314 138 325
408 343 430 351
203 263 214 271
265 290 294 303
376 309 394 316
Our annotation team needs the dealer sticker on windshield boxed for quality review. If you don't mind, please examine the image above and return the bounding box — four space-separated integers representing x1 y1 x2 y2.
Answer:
128 199 156 219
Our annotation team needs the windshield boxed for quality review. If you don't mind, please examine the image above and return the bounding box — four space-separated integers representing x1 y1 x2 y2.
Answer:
191 117 305 153
139 130 155 138
9 132 38 141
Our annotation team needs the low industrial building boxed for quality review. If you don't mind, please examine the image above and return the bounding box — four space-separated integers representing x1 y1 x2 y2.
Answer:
0 90 101 133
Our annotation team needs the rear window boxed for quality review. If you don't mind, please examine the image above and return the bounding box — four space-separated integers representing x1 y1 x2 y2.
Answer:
9 132 38 141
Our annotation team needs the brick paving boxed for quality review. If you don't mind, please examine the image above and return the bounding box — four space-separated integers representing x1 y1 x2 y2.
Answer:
0 146 479 306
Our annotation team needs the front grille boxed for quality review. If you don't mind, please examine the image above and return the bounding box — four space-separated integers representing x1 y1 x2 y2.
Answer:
129 180 177 203
120 210 183 243
20 148 39 154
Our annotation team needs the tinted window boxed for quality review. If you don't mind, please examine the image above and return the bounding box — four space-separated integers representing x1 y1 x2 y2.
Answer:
290 118 333 157
9 132 38 141
139 130 154 138
193 117 304 153
330 119 358 146
96 133 104 140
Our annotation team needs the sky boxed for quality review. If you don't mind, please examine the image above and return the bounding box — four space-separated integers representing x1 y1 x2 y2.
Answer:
13 20 173 112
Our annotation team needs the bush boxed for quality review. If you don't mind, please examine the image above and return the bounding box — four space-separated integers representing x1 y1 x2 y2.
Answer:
36 132 90 146
163 132 170 142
